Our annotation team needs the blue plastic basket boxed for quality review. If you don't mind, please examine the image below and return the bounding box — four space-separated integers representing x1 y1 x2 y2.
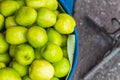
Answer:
58 0 79 80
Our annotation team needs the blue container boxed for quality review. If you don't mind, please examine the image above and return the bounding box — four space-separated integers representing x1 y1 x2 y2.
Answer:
58 0 79 80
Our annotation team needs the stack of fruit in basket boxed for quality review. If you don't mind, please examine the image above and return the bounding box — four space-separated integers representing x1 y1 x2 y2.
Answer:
0 0 76 80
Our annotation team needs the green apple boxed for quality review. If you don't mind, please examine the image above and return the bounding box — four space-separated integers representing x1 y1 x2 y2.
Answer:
0 62 6 69
16 0 25 8
9 45 17 57
0 33 9 54
26 0 46 9
0 0 19 17
15 44 35 65
47 28 62 46
37 7 57 28
62 47 68 58
54 13 76 34
27 26 48 48
41 43 63 63
0 52 11 65
0 14 4 31
35 48 42 59
6 26 28 45
53 57 70 78
5 16 17 29
61 35 67 47
29 59 54 80
0 67 21 80
51 76 59 80
23 75 32 80
45 0 58 10
9 61 28 77
53 10 60 16
15 6 37 27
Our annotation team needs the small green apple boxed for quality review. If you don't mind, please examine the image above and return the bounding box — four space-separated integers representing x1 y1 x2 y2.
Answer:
45 0 58 10
15 44 35 65
0 67 22 80
0 0 19 17
54 13 76 34
62 47 68 58
47 28 62 46
51 76 59 80
0 62 6 69
5 16 17 29
61 35 67 47
53 57 70 78
16 0 25 8
26 0 46 9
10 61 28 77
0 14 4 31
37 7 57 28
35 48 42 59
23 75 32 80
6 26 28 45
29 59 54 80
27 26 48 48
41 43 63 63
9 45 17 57
0 52 11 65
15 6 37 27
0 33 9 54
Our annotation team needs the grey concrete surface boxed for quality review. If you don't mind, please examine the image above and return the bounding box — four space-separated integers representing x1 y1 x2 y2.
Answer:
72 0 120 79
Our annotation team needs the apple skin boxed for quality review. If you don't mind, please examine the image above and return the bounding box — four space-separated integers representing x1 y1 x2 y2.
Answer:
9 61 28 77
45 0 58 10
9 45 17 58
34 48 42 59
15 6 37 27
0 67 22 80
26 0 46 9
15 44 35 65
0 14 4 31
27 26 48 48
29 59 54 80
0 1 19 17
51 76 59 80
23 75 32 80
41 43 63 63
47 28 62 46
0 52 11 65
0 33 9 54
0 62 6 69
54 13 76 34
5 16 17 29
37 7 57 28
6 26 28 45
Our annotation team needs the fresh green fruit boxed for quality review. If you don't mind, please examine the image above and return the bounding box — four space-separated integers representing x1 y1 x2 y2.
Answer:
35 48 42 59
53 10 60 16
51 76 59 80
23 75 32 80
27 26 48 48
6 26 28 45
0 14 4 31
5 16 17 29
15 6 37 27
37 7 57 28
62 47 68 58
26 0 46 9
0 52 11 65
0 0 19 17
0 62 6 69
10 61 28 77
47 28 62 46
61 35 67 47
16 0 25 8
29 59 54 80
54 13 76 34
15 44 35 65
41 43 63 63
0 67 21 80
0 33 9 54
45 0 58 10
53 57 70 78
9 45 16 57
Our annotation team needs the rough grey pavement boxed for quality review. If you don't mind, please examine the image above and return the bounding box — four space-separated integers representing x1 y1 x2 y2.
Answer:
72 0 120 79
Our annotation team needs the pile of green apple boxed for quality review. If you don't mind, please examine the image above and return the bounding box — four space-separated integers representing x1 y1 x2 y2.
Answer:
0 0 76 80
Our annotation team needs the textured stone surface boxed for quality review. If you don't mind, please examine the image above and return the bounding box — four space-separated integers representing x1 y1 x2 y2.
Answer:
72 0 120 79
